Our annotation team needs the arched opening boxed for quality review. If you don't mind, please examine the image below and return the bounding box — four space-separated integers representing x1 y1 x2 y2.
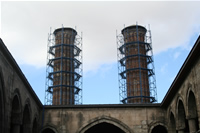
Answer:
0 73 4 133
169 112 176 133
10 94 21 133
188 91 199 132
21 104 31 133
85 122 125 133
42 128 56 133
32 118 38 133
151 125 167 133
78 116 132 133
177 100 189 132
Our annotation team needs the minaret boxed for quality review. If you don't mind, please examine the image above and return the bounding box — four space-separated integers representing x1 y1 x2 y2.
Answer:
118 24 157 103
45 27 82 105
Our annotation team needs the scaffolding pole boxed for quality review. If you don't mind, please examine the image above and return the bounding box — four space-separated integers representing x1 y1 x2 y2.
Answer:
45 27 82 105
117 23 157 104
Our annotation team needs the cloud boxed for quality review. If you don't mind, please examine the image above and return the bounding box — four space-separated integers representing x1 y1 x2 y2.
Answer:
160 63 168 74
1 1 200 72
174 52 181 60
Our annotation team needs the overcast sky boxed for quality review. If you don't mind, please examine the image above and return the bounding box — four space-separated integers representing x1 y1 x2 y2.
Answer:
1 1 200 104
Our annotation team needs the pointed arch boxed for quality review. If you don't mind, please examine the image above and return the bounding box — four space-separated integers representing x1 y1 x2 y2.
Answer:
187 90 199 132
21 98 32 133
32 114 39 133
169 112 176 133
187 90 197 117
149 122 168 133
42 128 56 133
151 125 167 133
10 89 22 133
41 125 58 133
176 98 189 132
12 89 22 113
78 116 133 133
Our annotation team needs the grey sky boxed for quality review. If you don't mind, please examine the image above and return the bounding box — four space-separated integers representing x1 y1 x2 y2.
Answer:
1 1 200 72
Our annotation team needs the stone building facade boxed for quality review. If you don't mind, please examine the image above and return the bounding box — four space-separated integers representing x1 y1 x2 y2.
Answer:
0 35 200 133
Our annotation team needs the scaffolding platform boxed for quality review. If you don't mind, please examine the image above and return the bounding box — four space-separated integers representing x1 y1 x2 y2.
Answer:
117 24 157 104
45 27 82 105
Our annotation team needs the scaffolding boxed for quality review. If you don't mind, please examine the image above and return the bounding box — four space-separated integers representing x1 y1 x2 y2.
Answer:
117 24 157 104
45 27 82 105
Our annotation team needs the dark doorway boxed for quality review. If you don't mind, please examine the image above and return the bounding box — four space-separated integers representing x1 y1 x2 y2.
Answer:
151 125 167 133
42 128 56 133
85 122 125 133
10 95 21 133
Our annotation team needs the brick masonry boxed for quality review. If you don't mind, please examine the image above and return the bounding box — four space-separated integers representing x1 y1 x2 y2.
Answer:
0 35 200 133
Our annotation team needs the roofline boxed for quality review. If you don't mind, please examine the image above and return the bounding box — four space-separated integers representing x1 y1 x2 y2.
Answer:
0 38 43 108
44 103 161 109
121 25 147 34
161 35 200 108
2 34 199 109
53 27 77 35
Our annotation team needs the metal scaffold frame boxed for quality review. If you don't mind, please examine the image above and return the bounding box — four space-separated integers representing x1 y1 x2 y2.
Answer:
45 27 83 105
117 24 157 104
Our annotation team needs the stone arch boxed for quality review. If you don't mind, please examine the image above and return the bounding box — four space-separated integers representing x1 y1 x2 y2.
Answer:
21 98 32 133
10 89 22 133
78 116 133 133
167 107 175 132
187 90 199 132
32 118 37 133
176 98 189 132
32 114 39 133
0 68 5 133
186 88 197 117
41 125 58 133
169 112 176 133
151 125 167 133
187 82 192 91
149 122 168 133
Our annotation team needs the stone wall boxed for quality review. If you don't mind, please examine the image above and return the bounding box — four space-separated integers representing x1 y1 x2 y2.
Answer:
0 35 200 133
0 39 43 133
42 104 166 133
165 53 200 133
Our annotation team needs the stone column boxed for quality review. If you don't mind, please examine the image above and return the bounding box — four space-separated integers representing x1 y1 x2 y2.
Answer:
188 117 197 133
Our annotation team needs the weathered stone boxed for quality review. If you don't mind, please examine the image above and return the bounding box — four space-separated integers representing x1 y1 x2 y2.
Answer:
0 35 200 133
